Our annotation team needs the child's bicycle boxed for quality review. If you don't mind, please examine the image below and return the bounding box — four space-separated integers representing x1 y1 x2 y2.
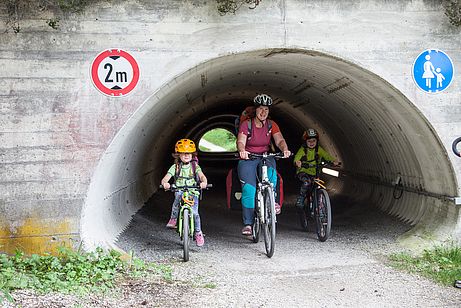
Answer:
248 152 287 258
160 183 212 262
298 161 339 242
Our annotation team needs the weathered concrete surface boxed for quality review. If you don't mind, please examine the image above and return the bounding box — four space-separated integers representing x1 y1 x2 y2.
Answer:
0 0 460 253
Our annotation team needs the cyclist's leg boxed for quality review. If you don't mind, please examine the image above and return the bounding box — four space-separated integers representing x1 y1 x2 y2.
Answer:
295 173 310 209
191 195 201 232
238 159 259 227
191 195 205 246
167 191 181 228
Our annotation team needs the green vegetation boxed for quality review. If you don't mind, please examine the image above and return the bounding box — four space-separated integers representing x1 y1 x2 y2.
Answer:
216 0 261 15
191 275 217 289
388 243 461 286
0 246 172 303
200 128 237 152
5 0 108 32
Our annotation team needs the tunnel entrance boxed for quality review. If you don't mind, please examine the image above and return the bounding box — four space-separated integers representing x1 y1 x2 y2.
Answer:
81 48 458 251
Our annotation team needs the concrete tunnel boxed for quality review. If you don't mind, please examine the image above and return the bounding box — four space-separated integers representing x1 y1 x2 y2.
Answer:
80 48 459 250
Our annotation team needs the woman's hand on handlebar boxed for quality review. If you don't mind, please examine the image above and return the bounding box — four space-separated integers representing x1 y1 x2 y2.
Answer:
239 150 250 160
199 182 208 189
282 150 291 158
161 182 171 190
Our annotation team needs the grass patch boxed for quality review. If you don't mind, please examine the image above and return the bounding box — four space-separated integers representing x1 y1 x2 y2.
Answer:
191 274 217 289
0 247 172 304
388 243 461 286
200 128 237 152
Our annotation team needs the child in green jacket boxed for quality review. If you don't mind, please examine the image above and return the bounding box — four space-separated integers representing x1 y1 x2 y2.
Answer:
293 128 337 208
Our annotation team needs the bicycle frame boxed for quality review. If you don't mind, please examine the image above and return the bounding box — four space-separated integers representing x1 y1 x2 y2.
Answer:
251 153 282 223
255 154 274 224
177 190 195 239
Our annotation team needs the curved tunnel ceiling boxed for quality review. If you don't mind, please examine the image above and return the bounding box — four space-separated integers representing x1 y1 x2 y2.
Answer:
81 48 458 250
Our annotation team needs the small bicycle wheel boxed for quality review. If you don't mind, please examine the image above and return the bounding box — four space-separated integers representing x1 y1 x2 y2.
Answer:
182 209 190 262
315 189 331 242
262 187 276 258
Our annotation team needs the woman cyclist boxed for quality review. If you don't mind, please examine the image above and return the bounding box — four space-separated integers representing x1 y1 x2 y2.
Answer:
293 128 338 211
237 94 291 236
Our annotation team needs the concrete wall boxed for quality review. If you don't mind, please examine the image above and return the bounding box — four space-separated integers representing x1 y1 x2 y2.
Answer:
0 0 460 253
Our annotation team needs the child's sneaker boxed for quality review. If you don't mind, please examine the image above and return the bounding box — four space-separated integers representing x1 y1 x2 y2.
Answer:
166 218 177 229
194 232 205 247
275 203 281 215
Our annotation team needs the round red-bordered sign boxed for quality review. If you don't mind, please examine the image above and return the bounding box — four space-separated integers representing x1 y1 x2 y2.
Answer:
91 49 140 97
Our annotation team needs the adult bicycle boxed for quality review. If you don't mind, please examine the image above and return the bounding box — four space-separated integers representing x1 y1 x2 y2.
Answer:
248 152 287 258
298 161 339 242
160 183 212 262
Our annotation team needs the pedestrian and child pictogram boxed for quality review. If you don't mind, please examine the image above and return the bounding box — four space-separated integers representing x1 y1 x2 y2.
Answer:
412 49 454 93
91 49 140 97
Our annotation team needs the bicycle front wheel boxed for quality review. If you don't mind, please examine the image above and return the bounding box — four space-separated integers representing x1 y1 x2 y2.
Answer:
182 208 190 262
315 189 331 242
262 186 276 258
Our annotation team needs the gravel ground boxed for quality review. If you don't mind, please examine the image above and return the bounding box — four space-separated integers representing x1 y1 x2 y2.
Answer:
117 190 461 307
5 278 188 308
5 189 461 307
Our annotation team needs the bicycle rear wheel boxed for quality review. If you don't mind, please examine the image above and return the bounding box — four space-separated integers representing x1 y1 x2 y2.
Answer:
182 208 190 262
262 186 276 258
315 189 331 242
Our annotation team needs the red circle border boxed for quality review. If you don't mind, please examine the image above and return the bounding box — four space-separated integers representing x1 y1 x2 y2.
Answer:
91 49 140 97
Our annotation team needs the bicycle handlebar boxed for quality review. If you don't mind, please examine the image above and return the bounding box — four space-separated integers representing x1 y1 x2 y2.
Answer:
248 152 291 159
301 161 341 169
159 184 213 191
453 137 461 157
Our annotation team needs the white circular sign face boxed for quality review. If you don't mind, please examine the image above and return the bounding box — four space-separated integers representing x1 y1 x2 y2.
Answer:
91 49 140 97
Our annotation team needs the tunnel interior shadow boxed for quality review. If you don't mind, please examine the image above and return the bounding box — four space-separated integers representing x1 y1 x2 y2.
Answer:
117 167 413 261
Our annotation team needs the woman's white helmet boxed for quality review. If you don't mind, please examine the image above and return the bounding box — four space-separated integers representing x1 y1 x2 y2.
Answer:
253 94 273 106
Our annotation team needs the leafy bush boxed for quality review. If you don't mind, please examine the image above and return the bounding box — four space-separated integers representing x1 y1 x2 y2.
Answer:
0 247 171 303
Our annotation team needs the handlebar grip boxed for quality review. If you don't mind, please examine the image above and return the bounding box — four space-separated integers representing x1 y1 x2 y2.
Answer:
159 184 172 191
